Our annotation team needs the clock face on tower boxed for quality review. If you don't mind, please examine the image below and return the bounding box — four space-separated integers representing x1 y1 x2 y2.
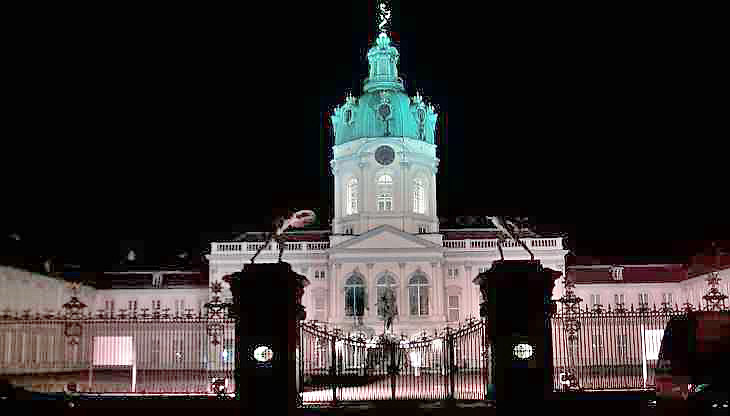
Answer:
375 146 395 166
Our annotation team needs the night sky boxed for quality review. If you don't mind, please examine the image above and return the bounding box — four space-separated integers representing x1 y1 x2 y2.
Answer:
2 2 726 269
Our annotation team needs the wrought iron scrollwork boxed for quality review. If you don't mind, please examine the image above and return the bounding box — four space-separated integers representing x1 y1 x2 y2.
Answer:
703 272 729 311
557 276 583 391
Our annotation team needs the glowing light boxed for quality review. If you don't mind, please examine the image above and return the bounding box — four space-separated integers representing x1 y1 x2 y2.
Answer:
253 345 273 362
513 343 534 360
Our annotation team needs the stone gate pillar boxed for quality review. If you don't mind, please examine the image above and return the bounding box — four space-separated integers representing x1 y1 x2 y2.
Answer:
473 260 560 405
226 262 309 412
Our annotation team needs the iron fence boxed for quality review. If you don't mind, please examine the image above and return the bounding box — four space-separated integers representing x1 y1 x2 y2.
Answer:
297 317 489 404
0 281 236 395
551 271 729 391
0 316 236 394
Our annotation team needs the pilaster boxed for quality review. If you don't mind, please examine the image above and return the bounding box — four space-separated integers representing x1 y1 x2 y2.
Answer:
399 262 407 318
367 263 375 319
334 263 343 321
359 160 369 232
464 263 474 318
400 160 410 231
431 261 445 321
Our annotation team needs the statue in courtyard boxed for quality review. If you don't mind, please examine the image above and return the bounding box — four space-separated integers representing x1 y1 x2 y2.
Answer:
250 210 316 264
487 216 535 261
376 288 398 333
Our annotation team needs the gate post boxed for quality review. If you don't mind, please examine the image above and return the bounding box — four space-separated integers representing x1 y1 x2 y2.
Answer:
227 262 309 412
474 260 561 406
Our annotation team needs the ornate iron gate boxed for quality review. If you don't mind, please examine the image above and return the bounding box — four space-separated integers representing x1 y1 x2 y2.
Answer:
297 318 489 404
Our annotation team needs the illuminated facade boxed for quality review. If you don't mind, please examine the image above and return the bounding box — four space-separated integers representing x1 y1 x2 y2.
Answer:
206 25 569 338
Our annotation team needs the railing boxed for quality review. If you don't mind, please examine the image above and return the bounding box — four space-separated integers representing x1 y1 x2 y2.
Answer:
212 241 330 254
442 238 561 251
213 238 560 254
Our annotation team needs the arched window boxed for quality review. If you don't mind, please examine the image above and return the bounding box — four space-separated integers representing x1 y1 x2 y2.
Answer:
376 174 393 212
376 273 397 318
408 274 429 316
413 179 426 214
346 178 358 215
344 274 365 317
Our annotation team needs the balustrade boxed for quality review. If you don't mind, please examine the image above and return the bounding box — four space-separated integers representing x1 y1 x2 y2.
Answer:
212 241 330 254
442 238 561 251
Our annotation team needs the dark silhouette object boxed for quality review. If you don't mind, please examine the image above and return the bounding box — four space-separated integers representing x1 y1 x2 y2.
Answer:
250 210 316 263
487 216 535 261
377 288 398 333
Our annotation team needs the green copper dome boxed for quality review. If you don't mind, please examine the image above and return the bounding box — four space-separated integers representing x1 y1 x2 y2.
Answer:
331 33 438 146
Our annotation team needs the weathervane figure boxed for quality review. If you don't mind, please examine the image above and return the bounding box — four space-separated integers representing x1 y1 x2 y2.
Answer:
487 216 535 261
377 0 391 35
250 210 316 264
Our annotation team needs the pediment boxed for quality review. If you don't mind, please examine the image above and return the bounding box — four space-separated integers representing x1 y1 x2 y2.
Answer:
333 225 440 250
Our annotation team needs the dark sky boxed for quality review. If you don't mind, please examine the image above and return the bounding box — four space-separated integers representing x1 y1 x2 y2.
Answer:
2 2 726 267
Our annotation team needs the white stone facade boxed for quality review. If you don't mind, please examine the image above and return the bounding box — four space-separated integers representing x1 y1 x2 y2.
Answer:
207 226 568 337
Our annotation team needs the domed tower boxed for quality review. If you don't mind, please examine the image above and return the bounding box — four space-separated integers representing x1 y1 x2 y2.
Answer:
329 6 439 235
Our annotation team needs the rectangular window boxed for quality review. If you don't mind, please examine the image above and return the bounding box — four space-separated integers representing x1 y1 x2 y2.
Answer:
175 300 184 316
420 287 429 315
590 294 601 307
614 294 625 305
662 293 673 305
152 274 163 288
478 267 488 274
409 287 419 315
128 300 137 311
639 293 648 306
448 296 459 322
377 193 393 211
448 268 459 279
